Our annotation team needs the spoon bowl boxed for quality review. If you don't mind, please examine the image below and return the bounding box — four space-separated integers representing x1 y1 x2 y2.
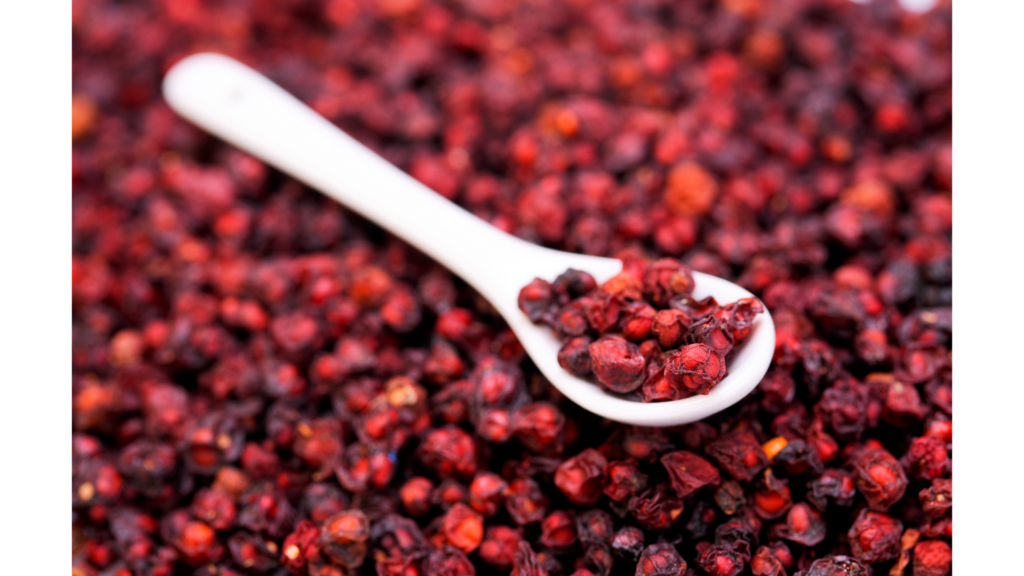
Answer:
163 53 775 426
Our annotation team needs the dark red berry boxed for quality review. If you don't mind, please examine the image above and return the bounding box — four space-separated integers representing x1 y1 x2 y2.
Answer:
664 344 727 395
635 542 686 576
588 336 646 394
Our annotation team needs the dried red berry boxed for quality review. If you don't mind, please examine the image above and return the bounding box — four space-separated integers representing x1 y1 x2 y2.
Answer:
695 542 744 576
661 450 722 498
190 488 236 531
319 510 369 569
848 509 903 563
636 542 686 576
912 540 952 576
281 520 321 575
576 509 615 545
519 279 554 323
800 555 872 576
432 479 469 511
539 510 578 553
848 446 909 511
555 448 608 506
505 477 549 525
479 526 523 569
902 436 950 480
751 471 792 520
807 469 857 511
442 503 484 554
399 476 434 517
228 531 278 572
585 292 625 334
558 336 593 377
588 336 646 394
552 270 598 301
468 472 508 518
652 310 691 349
665 163 718 218
706 431 769 482
603 459 649 503
512 540 549 576
621 302 657 342
750 546 785 576
419 425 478 479
425 545 476 576
643 259 696 306
770 502 826 547
513 402 566 454
664 344 727 395
610 527 645 560
628 483 683 531
919 478 952 519
173 519 225 567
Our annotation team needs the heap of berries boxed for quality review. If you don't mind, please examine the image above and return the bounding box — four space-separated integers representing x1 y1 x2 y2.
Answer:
519 260 763 401
73 0 952 574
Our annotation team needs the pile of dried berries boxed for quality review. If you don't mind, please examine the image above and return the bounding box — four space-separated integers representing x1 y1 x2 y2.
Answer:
73 0 951 575
519 262 764 401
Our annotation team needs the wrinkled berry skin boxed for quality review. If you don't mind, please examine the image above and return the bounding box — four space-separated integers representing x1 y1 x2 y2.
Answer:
319 510 369 569
848 447 909 511
621 303 657 342
750 546 785 576
644 259 696 307
553 270 598 301
558 336 593 377
555 448 608 506
807 469 857 511
664 345 727 395
695 541 744 576
603 459 649 503
419 426 478 479
512 540 548 576
479 526 522 570
513 402 566 454
652 310 691 349
706 431 768 482
519 279 554 323
919 478 952 519
468 472 508 518
771 502 826 547
628 483 683 531
661 450 722 498
635 543 686 576
442 503 484 554
913 540 951 576
281 520 321 575
589 337 646 393
902 436 950 480
798 555 872 576
848 509 903 563
425 545 476 576
610 527 645 560
505 477 549 525
539 510 577 553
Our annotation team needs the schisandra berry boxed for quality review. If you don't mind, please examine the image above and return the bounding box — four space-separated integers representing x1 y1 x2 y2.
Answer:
588 336 646 394
664 344 727 395
319 510 369 569
635 542 686 576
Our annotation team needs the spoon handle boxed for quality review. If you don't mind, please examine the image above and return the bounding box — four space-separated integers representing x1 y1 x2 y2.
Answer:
163 53 533 294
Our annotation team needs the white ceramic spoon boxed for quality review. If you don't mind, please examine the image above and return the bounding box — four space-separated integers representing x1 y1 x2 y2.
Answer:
162 53 775 427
